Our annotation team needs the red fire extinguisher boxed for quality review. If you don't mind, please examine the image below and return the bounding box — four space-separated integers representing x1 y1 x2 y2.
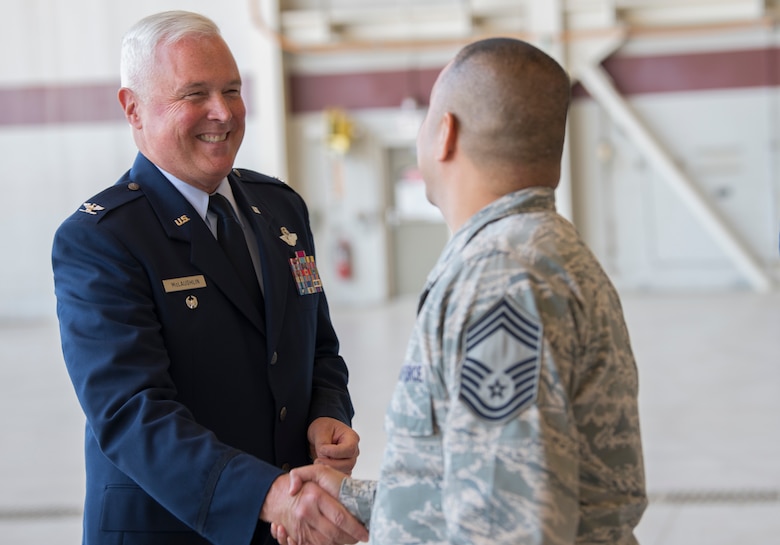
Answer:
335 238 353 280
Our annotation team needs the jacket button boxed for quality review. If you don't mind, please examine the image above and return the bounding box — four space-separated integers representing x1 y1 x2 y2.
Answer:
279 407 287 422
282 463 291 472
270 352 278 365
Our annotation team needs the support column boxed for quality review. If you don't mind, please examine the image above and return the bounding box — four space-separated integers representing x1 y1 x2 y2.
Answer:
250 0 289 181
530 0 573 221
577 63 774 292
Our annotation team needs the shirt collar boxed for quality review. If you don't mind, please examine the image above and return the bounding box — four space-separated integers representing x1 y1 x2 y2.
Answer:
422 186 557 295
156 167 232 222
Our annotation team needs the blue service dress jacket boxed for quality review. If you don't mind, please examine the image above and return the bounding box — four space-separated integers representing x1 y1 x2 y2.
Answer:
52 153 354 545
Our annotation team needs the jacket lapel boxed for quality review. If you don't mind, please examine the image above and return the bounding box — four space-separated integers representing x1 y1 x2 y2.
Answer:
128 154 266 332
229 174 289 355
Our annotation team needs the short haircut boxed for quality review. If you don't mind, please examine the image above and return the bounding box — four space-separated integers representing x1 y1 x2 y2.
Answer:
120 11 222 96
437 38 571 171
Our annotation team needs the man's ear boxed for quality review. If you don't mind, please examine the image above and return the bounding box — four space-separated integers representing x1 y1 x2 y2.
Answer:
118 87 142 129
436 111 457 161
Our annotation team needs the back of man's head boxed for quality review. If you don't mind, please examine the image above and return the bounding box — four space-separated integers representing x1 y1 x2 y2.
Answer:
436 38 571 185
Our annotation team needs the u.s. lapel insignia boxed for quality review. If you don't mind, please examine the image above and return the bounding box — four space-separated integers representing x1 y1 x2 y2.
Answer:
279 227 298 246
79 202 105 215
174 214 191 227
289 250 323 295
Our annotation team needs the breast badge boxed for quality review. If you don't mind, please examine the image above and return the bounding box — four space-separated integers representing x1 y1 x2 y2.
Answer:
279 227 298 246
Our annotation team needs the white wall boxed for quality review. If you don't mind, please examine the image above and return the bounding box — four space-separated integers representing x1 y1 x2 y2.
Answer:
570 31 780 292
288 108 432 305
572 89 779 291
0 0 281 319
288 27 780 303
2 2 779 319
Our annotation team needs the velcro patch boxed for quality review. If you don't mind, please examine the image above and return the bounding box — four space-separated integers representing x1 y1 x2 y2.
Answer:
460 298 542 423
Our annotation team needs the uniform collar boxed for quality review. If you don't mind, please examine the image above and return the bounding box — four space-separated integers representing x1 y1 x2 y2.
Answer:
455 186 556 248
417 186 557 312
156 166 231 224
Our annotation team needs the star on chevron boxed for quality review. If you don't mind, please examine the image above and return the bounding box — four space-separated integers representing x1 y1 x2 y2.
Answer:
489 379 507 399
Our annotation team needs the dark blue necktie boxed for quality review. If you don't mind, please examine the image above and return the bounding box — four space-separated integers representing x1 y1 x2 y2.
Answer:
208 193 263 306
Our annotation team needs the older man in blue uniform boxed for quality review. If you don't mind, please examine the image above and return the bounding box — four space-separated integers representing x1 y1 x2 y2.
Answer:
52 11 367 545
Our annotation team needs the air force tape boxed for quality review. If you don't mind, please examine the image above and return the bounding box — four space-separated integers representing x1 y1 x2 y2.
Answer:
460 298 542 424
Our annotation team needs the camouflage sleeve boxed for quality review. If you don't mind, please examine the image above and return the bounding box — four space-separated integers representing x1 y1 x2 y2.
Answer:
437 288 583 544
565 286 647 543
339 477 377 530
437 262 645 543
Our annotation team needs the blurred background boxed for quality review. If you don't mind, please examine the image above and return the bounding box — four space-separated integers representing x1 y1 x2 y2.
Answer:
0 1 778 543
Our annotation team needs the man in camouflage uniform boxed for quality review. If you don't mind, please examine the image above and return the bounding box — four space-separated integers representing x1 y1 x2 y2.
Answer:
277 37 647 545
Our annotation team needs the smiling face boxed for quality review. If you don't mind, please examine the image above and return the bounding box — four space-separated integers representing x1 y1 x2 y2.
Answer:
122 34 245 193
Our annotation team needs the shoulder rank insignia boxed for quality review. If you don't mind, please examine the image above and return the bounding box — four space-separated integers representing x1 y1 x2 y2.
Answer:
460 298 542 424
79 202 105 215
289 250 323 295
279 227 298 246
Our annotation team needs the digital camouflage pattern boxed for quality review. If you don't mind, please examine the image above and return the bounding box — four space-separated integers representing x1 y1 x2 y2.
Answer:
340 187 647 544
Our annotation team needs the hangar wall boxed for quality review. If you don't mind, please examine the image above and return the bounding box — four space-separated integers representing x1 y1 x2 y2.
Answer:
285 26 780 302
1 0 778 317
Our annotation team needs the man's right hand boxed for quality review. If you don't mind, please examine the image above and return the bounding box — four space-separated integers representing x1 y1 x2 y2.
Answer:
287 464 345 498
260 473 368 545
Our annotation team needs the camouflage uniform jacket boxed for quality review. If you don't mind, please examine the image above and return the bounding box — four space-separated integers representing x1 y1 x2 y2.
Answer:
340 187 647 544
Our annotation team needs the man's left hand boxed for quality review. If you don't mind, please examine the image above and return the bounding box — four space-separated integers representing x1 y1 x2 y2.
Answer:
307 417 360 474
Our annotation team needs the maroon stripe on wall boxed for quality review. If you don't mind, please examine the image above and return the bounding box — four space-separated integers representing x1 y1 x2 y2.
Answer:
572 47 779 98
289 67 441 113
1 49 777 125
602 48 777 94
290 47 780 111
0 78 255 127
0 83 124 126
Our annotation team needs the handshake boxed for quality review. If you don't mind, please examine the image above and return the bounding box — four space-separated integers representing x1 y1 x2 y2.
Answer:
260 418 370 545
263 464 369 545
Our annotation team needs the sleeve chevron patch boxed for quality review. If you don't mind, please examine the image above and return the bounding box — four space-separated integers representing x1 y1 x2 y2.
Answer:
459 298 542 423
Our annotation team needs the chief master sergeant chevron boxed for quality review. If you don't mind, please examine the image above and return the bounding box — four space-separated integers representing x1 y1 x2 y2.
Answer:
51 10 368 545
280 37 647 545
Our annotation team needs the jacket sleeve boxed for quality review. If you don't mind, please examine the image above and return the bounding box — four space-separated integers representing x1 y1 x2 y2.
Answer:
371 265 645 544
437 280 645 544
339 478 377 529
52 215 281 545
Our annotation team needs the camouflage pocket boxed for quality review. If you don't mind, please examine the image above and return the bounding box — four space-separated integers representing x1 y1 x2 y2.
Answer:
385 366 436 437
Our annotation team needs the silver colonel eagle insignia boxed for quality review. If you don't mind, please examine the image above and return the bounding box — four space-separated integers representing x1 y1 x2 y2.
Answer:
79 202 105 215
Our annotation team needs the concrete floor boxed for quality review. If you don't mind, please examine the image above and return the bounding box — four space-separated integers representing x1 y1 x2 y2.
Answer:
1 290 779 544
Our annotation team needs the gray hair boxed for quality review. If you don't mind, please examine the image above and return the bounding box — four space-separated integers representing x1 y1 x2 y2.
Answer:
120 11 222 96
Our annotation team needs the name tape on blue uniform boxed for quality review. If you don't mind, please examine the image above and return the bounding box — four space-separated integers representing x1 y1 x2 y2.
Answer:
162 275 207 293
